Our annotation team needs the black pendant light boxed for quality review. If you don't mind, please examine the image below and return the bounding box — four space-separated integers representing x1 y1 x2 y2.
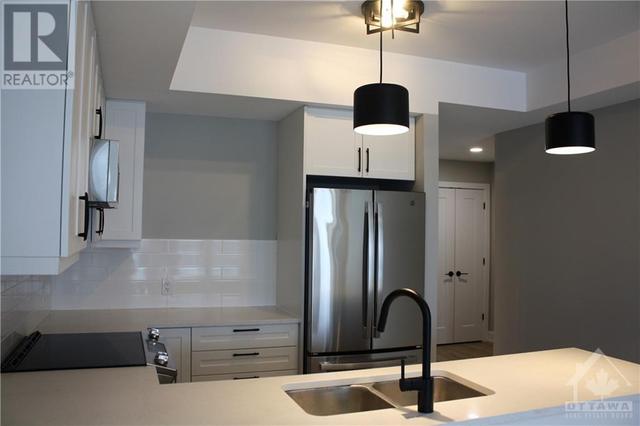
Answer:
545 0 595 155
354 29 410 135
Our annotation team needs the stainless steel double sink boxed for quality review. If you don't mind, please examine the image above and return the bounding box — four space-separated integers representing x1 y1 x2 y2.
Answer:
286 375 489 416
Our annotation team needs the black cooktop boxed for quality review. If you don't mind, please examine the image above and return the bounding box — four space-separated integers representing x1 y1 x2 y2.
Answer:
1 331 147 373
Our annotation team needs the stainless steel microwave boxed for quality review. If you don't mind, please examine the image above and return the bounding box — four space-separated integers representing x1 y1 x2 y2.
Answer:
88 138 119 208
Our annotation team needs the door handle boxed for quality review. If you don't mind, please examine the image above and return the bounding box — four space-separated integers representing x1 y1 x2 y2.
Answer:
365 148 370 173
445 271 454 278
456 271 469 277
95 107 103 139
232 352 260 357
362 202 369 339
78 192 89 241
357 147 362 172
372 203 382 338
96 208 105 235
319 357 407 372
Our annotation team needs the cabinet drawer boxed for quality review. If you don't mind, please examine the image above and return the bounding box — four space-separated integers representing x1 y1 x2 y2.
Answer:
192 323 298 351
191 369 298 382
191 346 298 376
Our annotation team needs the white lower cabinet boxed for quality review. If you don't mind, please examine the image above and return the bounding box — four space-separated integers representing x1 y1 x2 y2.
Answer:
159 328 191 383
190 323 299 382
192 346 298 376
191 370 298 382
191 324 298 351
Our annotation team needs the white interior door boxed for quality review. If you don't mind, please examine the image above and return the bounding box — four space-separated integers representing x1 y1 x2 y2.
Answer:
437 188 456 344
453 188 485 342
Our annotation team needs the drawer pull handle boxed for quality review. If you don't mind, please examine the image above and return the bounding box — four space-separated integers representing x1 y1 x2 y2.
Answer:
232 328 260 333
233 352 260 357
233 376 259 380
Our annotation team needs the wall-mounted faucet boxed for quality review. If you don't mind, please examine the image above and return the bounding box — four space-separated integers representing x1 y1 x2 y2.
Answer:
377 288 434 414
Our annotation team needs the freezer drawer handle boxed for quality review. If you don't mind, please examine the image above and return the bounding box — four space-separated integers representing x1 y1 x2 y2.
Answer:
232 352 260 357
232 328 260 333
319 357 407 372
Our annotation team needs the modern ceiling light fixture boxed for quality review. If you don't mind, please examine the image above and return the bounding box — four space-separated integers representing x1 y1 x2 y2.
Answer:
354 1 424 136
545 0 595 155
362 0 425 34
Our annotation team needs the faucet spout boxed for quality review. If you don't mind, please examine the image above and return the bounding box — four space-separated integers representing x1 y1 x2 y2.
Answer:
377 288 434 414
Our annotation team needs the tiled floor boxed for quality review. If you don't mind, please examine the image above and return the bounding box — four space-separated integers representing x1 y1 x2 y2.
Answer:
436 341 494 362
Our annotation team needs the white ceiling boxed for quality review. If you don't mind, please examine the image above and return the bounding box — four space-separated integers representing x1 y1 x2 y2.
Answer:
192 1 639 72
93 1 639 161
439 82 640 161
92 1 301 120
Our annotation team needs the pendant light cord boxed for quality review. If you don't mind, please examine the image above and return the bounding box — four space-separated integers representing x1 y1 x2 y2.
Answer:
379 31 383 84
565 0 571 111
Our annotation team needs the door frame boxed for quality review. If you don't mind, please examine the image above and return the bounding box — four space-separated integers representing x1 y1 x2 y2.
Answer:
438 181 491 342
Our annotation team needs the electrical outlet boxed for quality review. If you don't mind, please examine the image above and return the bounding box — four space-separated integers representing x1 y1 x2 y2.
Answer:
161 277 171 296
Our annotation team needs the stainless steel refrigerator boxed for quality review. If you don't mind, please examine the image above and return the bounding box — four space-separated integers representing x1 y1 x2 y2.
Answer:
305 188 425 373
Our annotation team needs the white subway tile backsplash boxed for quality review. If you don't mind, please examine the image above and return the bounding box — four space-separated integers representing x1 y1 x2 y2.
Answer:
51 239 277 310
1 275 52 346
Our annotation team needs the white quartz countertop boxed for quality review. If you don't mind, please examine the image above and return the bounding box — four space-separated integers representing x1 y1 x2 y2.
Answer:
2 348 639 425
37 306 300 333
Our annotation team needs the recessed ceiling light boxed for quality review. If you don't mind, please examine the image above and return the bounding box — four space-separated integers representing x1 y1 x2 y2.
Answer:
469 147 483 153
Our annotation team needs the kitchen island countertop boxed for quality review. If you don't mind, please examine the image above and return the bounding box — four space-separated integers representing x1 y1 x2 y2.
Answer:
2 348 639 425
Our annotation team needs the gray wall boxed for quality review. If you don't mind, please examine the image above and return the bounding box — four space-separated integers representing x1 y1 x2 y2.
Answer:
439 160 494 184
143 113 277 240
494 100 639 362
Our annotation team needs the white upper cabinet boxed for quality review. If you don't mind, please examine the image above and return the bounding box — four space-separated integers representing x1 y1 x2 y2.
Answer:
303 107 415 181
92 100 146 244
362 117 415 180
304 108 362 178
1 0 105 274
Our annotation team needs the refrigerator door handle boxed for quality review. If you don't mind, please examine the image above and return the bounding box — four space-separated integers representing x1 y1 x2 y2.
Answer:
362 202 370 339
319 357 407 372
373 202 384 338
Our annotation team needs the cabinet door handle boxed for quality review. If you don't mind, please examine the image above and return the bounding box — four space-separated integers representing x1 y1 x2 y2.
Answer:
78 192 89 241
456 271 469 277
95 107 103 139
232 328 260 333
96 208 104 235
357 147 362 172
365 148 370 173
445 271 454 278
232 352 260 357
233 376 259 380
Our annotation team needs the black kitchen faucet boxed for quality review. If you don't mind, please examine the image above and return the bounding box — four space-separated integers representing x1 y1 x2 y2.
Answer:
377 288 434 414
